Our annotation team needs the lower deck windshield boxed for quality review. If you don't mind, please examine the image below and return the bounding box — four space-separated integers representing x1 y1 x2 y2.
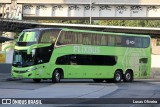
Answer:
13 50 36 67
13 46 53 67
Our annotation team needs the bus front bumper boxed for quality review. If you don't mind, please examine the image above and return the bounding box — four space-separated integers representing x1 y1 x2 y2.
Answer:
12 67 40 79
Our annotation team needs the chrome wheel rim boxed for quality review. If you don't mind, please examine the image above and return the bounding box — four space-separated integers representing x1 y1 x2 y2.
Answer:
55 71 60 81
126 73 131 80
115 73 121 81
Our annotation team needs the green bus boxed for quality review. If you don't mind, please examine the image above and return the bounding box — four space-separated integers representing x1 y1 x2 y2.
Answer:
11 28 151 83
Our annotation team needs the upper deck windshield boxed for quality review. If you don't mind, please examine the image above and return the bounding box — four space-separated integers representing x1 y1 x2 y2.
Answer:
16 29 61 46
18 31 38 42
17 31 39 46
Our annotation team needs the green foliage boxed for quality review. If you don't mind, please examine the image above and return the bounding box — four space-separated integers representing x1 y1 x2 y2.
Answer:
97 20 160 27
37 19 160 28
37 20 89 24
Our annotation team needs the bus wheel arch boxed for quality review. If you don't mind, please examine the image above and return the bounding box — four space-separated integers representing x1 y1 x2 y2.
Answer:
114 69 123 83
52 68 64 83
123 69 133 82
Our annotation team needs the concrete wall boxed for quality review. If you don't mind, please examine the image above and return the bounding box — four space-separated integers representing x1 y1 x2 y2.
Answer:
0 0 11 3
0 0 159 20
151 55 160 68
5 50 13 64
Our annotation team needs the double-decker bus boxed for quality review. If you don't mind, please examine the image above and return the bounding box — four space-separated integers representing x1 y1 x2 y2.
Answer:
11 28 151 83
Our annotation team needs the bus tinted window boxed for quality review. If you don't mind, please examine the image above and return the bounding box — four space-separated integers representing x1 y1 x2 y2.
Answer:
56 54 117 66
115 36 122 46
135 37 142 48
83 33 91 45
39 30 60 43
142 38 150 48
57 31 150 48
101 35 108 46
58 31 77 45
108 35 115 46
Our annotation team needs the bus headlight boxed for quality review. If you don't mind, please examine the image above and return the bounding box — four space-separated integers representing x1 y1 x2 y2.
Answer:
26 67 38 72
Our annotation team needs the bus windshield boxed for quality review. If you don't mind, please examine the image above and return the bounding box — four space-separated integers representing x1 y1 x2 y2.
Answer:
16 31 39 46
12 46 54 67
16 29 61 46
18 31 39 42
12 50 36 67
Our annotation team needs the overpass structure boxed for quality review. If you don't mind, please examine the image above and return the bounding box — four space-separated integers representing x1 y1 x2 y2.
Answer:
1 0 160 20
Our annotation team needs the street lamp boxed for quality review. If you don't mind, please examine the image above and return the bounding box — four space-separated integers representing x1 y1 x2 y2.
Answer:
90 0 96 24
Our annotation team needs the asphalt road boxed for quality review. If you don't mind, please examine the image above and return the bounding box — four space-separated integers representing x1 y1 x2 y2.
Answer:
0 77 160 107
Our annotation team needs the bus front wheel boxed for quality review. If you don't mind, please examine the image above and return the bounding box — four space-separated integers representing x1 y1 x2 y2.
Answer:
123 71 133 82
33 79 41 83
114 71 122 83
52 70 61 83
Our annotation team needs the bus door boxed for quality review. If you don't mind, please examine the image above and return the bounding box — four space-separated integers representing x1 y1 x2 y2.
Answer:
35 57 49 78
139 58 148 77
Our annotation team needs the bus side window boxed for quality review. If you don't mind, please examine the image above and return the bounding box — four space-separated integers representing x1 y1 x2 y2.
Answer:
70 55 77 65
108 35 115 46
92 34 96 45
40 31 52 43
101 35 108 46
56 55 69 65
143 38 150 48
115 36 122 46
58 31 76 45
96 34 102 45
77 32 83 44
57 32 65 45
135 37 142 48
82 33 91 45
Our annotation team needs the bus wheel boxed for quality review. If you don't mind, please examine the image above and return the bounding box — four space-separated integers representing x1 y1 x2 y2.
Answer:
93 79 104 83
114 71 122 83
33 79 41 83
123 71 133 82
52 70 61 83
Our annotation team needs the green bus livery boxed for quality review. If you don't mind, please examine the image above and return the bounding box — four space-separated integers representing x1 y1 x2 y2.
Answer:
11 28 151 83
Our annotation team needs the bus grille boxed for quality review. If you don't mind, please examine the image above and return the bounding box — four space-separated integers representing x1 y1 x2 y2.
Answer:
13 70 26 74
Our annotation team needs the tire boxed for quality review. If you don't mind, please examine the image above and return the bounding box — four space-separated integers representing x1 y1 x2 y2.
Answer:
114 71 122 83
123 71 133 82
93 79 104 83
33 79 41 83
52 70 61 83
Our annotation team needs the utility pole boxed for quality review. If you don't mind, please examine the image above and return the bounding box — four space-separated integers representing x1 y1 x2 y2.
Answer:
89 0 96 24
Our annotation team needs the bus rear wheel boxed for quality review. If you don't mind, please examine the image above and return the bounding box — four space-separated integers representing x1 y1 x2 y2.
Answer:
123 71 133 82
52 70 61 83
114 71 122 83
33 79 41 83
